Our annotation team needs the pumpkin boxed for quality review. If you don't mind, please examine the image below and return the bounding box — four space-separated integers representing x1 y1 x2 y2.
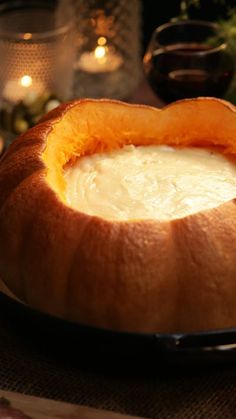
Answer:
1 97 236 334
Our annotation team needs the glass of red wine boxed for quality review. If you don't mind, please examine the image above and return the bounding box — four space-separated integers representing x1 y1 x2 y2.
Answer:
143 20 234 104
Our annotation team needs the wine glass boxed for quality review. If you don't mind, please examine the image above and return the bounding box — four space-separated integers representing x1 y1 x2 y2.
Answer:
143 20 235 104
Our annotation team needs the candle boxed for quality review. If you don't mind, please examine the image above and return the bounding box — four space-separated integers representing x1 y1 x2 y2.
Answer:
78 39 122 74
3 75 43 103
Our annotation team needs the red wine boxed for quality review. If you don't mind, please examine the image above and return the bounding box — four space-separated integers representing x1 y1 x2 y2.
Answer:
144 43 234 103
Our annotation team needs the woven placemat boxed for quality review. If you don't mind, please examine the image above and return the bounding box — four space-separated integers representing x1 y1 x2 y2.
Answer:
0 298 236 419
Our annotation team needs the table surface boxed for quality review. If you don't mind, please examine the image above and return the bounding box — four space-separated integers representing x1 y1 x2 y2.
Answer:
1 81 236 419
0 389 144 419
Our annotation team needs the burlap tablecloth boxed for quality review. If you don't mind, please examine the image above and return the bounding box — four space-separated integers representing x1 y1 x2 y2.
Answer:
0 288 236 419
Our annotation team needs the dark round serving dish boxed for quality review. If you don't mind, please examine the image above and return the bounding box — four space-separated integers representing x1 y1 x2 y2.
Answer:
1 291 236 370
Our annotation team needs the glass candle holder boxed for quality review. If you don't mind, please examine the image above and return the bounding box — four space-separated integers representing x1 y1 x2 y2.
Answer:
73 0 142 100
0 0 76 138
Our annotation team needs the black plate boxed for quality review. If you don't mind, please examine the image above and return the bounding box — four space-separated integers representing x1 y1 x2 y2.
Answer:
1 291 236 368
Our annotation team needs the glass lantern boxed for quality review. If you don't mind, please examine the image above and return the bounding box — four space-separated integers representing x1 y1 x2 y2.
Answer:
73 0 142 100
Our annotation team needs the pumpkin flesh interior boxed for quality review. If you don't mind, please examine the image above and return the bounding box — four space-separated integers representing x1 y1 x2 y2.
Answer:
41 100 236 217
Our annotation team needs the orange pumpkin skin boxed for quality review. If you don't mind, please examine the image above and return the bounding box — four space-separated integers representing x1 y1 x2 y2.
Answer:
1 98 236 333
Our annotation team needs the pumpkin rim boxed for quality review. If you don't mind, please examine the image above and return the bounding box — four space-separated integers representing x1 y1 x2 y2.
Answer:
39 97 236 224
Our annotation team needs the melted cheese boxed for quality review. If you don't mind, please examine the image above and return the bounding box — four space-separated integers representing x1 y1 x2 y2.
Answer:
64 145 236 221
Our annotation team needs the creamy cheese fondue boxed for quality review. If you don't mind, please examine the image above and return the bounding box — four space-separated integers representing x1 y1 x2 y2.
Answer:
64 145 236 221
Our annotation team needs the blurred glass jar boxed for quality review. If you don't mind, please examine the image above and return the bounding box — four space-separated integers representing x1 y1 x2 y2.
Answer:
0 0 76 140
0 0 76 104
72 0 142 100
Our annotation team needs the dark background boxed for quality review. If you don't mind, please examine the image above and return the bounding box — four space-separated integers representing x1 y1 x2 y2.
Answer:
0 0 235 55
141 0 236 54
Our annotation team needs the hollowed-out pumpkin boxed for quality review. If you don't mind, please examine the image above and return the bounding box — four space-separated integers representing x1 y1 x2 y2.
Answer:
1 97 236 333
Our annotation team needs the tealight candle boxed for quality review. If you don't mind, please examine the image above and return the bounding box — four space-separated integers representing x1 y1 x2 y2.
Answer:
73 7 141 101
2 75 43 104
78 43 123 74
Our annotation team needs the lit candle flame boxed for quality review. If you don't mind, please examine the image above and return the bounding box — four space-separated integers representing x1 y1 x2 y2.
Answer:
20 75 33 88
94 37 108 61
94 45 106 60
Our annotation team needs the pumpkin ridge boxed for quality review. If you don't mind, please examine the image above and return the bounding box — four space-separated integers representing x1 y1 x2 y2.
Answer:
1 98 236 333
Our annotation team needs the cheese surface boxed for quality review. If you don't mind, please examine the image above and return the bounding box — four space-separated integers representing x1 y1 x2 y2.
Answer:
64 145 236 221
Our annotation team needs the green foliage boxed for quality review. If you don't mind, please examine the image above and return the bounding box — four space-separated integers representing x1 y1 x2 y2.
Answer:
179 0 200 19
213 8 236 103
180 0 229 19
